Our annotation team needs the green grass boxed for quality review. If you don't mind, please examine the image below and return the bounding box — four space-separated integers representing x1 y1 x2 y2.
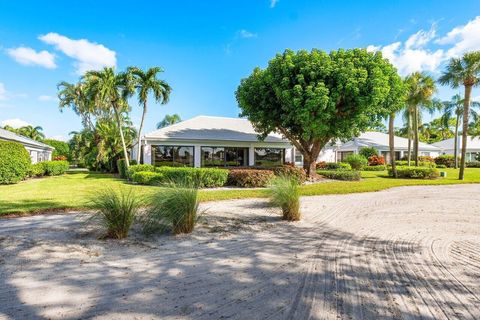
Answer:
1 168 480 215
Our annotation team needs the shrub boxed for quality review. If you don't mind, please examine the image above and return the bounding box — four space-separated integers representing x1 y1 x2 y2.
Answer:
40 160 69 176
316 161 327 169
368 155 385 166
53 155 67 161
317 169 361 181
131 171 164 185
155 167 228 188
0 140 31 184
44 139 71 161
345 154 368 170
273 164 306 184
434 155 457 168
436 164 447 169
324 162 352 170
466 161 480 168
228 169 275 187
117 159 127 178
388 166 439 179
268 175 300 221
88 188 142 239
28 163 45 177
395 160 436 168
142 184 199 235
362 165 386 171
127 164 155 179
418 155 434 163
359 146 378 159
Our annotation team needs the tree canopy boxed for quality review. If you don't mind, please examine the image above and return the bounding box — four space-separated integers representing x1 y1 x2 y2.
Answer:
236 48 404 175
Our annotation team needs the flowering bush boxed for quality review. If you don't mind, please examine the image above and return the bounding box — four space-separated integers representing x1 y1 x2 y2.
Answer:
53 155 67 161
316 161 327 169
367 155 385 166
418 156 434 163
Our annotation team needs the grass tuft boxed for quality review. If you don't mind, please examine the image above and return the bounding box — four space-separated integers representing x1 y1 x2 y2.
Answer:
268 175 301 221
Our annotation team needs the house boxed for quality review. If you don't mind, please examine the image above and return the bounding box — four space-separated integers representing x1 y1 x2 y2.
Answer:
317 131 441 162
0 128 54 164
135 116 296 168
432 136 480 161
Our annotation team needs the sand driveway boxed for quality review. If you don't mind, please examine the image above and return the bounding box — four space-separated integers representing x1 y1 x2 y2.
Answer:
1 184 479 319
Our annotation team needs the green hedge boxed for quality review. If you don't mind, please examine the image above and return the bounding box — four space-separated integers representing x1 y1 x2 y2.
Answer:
466 161 480 168
29 160 70 177
395 160 436 168
155 167 228 188
345 154 368 170
362 165 386 171
127 164 155 179
317 169 361 181
228 169 275 187
131 171 164 185
434 155 457 168
388 166 439 179
324 162 352 170
0 140 31 184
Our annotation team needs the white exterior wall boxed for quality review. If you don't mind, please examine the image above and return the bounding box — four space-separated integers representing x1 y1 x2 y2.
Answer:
24 146 53 164
317 148 337 162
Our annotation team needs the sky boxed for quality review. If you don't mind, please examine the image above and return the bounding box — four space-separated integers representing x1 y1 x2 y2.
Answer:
1 0 480 141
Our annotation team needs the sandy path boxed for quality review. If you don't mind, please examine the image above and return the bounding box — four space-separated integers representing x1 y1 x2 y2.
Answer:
0 184 479 319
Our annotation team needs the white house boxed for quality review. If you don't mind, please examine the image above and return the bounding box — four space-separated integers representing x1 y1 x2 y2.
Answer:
432 136 480 161
0 128 54 164
317 131 441 162
135 116 296 168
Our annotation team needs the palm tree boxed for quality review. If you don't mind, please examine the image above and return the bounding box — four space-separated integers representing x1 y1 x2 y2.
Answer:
404 72 438 166
18 125 45 141
2 125 18 134
439 51 480 180
83 67 135 168
128 67 171 163
58 81 96 131
157 114 181 129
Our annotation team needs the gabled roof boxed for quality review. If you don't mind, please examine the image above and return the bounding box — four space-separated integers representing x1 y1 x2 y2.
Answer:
432 136 480 150
338 131 440 151
144 116 289 143
0 128 54 150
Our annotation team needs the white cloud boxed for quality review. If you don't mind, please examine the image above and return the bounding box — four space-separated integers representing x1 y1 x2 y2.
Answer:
39 32 116 74
0 83 6 100
270 0 279 8
0 118 31 128
238 29 257 39
436 16 480 58
405 26 436 49
6 47 56 69
38 95 58 102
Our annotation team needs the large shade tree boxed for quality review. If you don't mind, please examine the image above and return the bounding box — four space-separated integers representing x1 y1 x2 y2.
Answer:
128 67 171 163
236 48 404 177
439 51 480 180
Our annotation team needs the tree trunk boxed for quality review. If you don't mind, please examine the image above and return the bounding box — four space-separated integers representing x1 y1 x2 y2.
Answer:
136 100 147 164
413 105 419 166
301 140 323 178
389 113 397 178
407 111 411 166
454 115 459 169
459 85 472 180
113 104 130 168
303 157 317 178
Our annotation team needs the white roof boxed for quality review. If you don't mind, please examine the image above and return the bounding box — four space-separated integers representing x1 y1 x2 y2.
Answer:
144 116 288 143
338 131 440 151
0 128 54 150
432 136 480 150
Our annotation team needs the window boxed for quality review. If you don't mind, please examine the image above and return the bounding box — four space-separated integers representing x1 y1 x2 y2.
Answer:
152 145 194 167
420 152 430 156
294 151 303 164
338 151 353 162
466 152 479 162
201 147 248 167
254 148 284 167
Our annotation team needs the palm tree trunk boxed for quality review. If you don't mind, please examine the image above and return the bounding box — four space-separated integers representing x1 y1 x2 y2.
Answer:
414 106 419 166
136 100 147 164
389 113 397 178
454 115 459 169
459 85 472 180
113 104 130 168
407 111 412 166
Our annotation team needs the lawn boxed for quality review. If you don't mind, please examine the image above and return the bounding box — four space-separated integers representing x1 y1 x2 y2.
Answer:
1 168 480 215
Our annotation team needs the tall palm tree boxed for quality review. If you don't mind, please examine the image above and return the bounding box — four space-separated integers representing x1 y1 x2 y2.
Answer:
157 114 181 129
404 72 438 166
439 51 480 180
128 67 171 163
2 125 18 134
58 81 96 131
83 67 135 168
18 125 45 141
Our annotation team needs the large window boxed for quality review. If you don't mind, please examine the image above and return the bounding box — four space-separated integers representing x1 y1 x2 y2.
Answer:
201 147 248 167
152 145 194 167
254 148 284 167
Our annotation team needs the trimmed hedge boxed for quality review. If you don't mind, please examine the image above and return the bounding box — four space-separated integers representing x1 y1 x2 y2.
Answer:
155 167 228 188
324 162 352 170
132 171 164 185
272 164 307 184
127 164 155 179
0 140 31 184
362 165 386 171
395 160 436 168
29 160 70 177
345 154 368 170
388 166 439 179
228 169 275 187
317 169 361 181
466 161 480 168
434 155 457 168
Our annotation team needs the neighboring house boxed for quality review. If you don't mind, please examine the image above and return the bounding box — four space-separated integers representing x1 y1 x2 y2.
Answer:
432 136 480 161
317 131 441 162
0 128 54 164
135 116 296 168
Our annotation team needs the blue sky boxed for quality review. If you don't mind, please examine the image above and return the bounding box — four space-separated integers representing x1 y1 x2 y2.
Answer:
1 0 480 140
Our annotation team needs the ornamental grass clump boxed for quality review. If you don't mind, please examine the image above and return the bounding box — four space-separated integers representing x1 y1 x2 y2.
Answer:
268 175 301 221
142 181 200 235
89 188 141 239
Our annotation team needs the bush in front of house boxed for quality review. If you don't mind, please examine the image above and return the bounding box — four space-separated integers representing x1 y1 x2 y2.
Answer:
155 167 228 188
131 171 164 185
418 155 435 163
436 164 447 169
0 140 31 184
273 164 307 184
362 165 386 171
228 169 275 187
127 164 155 179
316 161 327 169
268 175 301 221
323 162 352 170
367 155 385 166
359 146 378 159
388 166 439 179
317 169 361 181
434 155 457 168
395 160 436 168
345 154 368 170
466 161 480 168
40 160 70 175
